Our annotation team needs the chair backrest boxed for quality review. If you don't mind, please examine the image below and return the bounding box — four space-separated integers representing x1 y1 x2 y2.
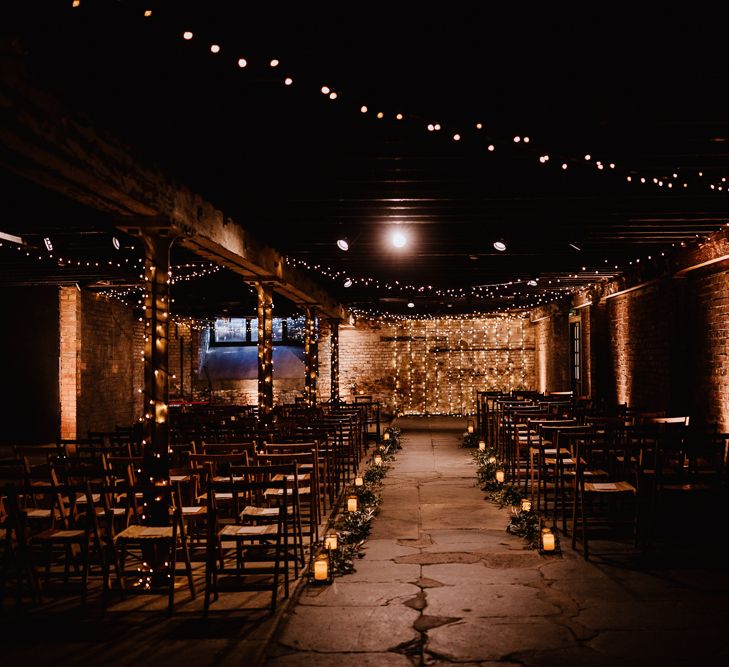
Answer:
189 452 249 474
201 442 256 457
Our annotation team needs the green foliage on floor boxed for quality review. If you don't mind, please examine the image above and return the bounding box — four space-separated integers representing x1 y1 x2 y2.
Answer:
309 430 400 583
471 443 540 550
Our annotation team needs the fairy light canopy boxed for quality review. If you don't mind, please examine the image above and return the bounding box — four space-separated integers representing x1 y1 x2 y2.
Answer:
4 3 729 316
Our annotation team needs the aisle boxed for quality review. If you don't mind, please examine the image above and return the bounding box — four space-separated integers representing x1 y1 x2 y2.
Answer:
266 416 729 666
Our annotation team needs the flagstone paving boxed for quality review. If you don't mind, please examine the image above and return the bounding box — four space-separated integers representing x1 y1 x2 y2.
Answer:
266 416 729 665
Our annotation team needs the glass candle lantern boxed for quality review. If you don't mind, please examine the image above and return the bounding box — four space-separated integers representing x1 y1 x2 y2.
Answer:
347 495 358 512
488 455 496 465
313 552 332 584
495 470 505 483
478 440 486 451
541 530 555 552
374 454 383 466
354 476 364 487
383 431 390 441
324 531 338 551
521 498 532 513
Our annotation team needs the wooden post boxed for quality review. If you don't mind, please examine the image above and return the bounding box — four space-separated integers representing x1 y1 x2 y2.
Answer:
304 307 319 407
139 229 174 527
329 318 340 402
256 283 274 421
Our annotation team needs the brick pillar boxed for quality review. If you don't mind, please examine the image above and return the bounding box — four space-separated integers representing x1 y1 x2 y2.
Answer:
59 286 81 440
256 283 274 421
329 318 340 402
304 307 318 407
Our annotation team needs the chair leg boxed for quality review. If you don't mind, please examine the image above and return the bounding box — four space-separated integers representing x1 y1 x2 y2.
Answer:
81 542 90 608
178 521 196 600
167 541 177 616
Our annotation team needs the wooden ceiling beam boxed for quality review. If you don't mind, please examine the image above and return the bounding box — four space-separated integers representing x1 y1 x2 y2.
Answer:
0 55 346 320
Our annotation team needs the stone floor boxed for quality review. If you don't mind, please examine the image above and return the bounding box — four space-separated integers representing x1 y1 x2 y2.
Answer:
266 416 729 666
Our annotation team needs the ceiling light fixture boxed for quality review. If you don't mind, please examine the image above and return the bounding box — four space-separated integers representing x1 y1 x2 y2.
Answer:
569 242 582 251
493 239 507 252
343 278 353 288
390 229 407 249
43 237 53 252
336 238 349 251
527 278 538 287
112 237 121 250
407 301 415 308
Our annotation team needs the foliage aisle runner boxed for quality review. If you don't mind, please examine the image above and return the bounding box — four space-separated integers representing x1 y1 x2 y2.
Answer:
308 426 402 583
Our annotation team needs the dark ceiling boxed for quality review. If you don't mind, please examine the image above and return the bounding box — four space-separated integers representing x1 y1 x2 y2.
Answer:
2 2 728 317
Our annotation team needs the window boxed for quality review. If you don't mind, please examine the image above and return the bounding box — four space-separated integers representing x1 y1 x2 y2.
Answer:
210 316 306 346
570 321 581 394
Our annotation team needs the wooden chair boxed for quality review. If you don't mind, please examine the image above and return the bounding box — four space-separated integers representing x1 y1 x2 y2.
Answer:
257 450 319 544
204 464 292 615
24 470 107 606
571 434 638 559
111 482 195 615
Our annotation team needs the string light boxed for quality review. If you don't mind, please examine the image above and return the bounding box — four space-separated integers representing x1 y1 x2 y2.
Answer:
65 4 729 199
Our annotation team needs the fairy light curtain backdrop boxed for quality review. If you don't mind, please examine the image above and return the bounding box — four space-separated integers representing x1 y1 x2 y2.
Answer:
319 316 535 416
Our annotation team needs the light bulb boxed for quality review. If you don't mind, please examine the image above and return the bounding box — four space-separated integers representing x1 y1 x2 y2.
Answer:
391 229 407 248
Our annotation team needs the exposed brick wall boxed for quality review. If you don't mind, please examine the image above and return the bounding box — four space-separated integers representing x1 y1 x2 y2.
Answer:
318 319 397 410
687 268 729 430
59 288 144 438
76 291 144 435
604 279 674 412
534 310 570 393
207 379 305 406
169 322 197 400
59 287 80 439
318 317 535 416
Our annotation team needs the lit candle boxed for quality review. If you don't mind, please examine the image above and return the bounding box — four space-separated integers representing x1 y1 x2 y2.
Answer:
495 470 505 483
374 454 383 466
324 532 338 551
542 531 555 552
478 440 486 451
347 496 358 512
383 432 390 441
354 476 364 487
521 498 532 512
313 554 329 581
